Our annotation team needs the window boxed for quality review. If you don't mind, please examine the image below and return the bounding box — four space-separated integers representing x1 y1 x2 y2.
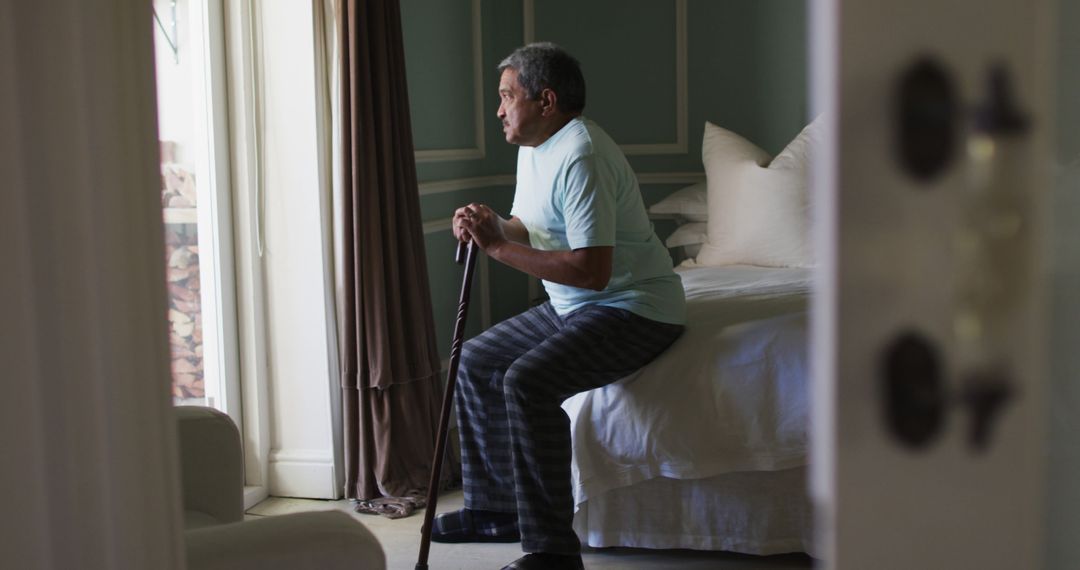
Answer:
153 0 240 419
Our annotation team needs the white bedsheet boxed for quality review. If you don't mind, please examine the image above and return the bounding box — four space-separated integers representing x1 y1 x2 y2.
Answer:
562 265 812 507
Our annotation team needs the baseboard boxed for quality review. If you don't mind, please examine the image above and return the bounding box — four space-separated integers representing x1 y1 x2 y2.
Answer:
267 448 340 499
243 485 269 510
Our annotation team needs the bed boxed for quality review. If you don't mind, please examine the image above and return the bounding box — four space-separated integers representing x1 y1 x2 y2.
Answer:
563 264 813 555
562 118 821 556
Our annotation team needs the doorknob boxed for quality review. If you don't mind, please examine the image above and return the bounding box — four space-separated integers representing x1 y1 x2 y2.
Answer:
882 331 946 450
971 63 1030 137
958 369 1015 452
951 62 1029 453
896 57 959 181
881 332 1018 454
894 58 1030 181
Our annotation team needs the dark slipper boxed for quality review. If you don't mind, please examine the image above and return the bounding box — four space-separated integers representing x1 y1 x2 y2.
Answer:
500 553 584 570
430 508 520 543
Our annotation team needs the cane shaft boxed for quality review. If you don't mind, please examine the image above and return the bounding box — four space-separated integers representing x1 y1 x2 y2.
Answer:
416 241 478 569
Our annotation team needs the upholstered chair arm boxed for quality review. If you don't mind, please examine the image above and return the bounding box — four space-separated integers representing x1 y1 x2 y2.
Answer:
185 511 386 570
175 405 244 528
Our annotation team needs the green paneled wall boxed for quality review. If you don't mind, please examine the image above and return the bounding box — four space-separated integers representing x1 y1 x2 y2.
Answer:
419 186 513 222
687 0 808 156
535 0 680 145
401 0 477 150
402 0 808 360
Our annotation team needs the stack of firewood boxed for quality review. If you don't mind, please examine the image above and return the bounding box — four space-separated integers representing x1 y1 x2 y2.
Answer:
161 140 205 401
162 164 197 207
165 228 204 400
160 141 197 208
160 137 205 401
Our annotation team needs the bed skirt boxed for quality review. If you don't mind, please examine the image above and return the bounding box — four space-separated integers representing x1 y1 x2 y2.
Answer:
572 467 813 557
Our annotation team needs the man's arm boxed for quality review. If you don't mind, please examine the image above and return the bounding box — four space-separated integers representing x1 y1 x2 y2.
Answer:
500 216 531 246
454 203 613 291
489 241 613 292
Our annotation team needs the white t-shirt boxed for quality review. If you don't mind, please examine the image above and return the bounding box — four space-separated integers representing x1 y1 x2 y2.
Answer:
510 117 685 325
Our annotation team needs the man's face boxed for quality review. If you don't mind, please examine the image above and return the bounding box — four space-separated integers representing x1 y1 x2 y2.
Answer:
497 68 545 146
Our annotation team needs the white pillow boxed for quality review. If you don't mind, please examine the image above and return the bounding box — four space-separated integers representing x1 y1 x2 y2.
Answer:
666 222 707 259
664 222 708 248
695 118 820 268
647 182 708 222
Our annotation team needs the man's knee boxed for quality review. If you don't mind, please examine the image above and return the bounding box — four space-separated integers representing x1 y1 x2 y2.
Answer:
460 336 481 364
459 335 509 388
458 337 486 381
502 360 547 401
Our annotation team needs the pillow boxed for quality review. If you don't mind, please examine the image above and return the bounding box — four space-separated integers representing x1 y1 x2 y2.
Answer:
664 222 708 248
695 117 821 268
665 222 707 259
647 182 708 222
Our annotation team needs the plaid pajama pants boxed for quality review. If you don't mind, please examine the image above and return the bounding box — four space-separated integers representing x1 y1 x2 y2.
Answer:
455 301 683 555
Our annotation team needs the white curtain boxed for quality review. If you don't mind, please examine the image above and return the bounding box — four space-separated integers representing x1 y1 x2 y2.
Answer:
0 1 185 568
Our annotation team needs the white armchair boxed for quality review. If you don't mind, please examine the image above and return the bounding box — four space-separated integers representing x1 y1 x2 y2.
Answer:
176 406 385 570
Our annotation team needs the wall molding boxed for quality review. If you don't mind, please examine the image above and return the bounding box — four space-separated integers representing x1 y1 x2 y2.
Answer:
415 1 692 162
268 448 339 499
419 171 703 201
423 217 454 234
523 0 535 45
419 174 516 195
636 170 705 185
523 0 688 156
415 0 485 163
422 221 492 331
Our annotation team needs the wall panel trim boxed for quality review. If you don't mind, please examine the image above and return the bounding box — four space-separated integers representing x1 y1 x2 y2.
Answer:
415 0 486 162
523 0 687 156
419 174 517 195
636 170 704 185
419 171 703 199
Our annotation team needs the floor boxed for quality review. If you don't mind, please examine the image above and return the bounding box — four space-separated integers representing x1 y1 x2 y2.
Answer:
247 491 815 570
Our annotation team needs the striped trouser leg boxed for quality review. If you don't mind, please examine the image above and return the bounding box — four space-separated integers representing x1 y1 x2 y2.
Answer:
457 304 682 552
455 303 564 513
504 304 684 554
455 302 683 553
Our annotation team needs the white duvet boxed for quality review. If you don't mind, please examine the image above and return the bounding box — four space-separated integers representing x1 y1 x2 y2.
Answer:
562 265 812 507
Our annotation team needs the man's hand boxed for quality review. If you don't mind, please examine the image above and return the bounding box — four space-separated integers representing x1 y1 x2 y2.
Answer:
455 203 507 252
451 205 474 243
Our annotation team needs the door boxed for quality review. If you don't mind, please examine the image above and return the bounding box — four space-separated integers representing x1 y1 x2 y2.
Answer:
809 0 1055 568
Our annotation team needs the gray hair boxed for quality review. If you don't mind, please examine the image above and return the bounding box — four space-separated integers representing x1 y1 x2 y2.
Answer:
497 43 586 114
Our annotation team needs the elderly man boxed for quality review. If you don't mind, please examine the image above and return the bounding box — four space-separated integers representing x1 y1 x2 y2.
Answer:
433 43 685 570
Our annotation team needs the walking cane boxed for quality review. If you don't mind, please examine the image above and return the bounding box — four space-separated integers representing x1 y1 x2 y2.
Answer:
416 239 479 570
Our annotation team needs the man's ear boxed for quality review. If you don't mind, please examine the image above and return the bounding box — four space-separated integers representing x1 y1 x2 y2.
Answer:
540 88 558 116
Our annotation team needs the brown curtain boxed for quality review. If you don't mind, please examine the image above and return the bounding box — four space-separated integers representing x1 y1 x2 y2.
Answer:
338 0 444 501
